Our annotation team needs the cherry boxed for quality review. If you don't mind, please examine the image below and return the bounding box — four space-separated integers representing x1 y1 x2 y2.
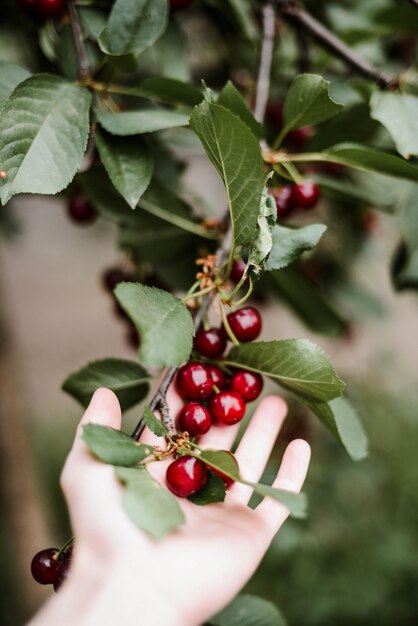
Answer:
210 467 235 489
35 0 66 18
31 548 59 585
207 365 227 390
227 307 262 342
194 327 227 359
230 258 247 284
287 127 312 150
67 194 97 224
166 456 208 497
271 186 293 220
230 370 263 402
53 557 71 592
177 402 212 436
103 267 135 292
176 362 213 401
170 0 194 10
291 182 320 210
209 391 246 425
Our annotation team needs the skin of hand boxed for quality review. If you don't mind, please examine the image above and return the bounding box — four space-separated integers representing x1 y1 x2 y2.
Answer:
29 387 310 626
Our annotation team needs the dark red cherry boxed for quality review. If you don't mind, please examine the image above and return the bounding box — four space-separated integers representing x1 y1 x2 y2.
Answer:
176 362 213 401
103 268 135 292
230 370 263 402
177 402 212 436
287 126 312 150
209 391 246 425
291 182 320 210
207 365 227 390
166 456 208 497
35 0 66 19
230 258 247 284
272 186 293 220
31 548 59 585
227 307 262 342
170 0 194 10
194 328 227 359
16 0 39 17
53 558 71 592
68 194 97 224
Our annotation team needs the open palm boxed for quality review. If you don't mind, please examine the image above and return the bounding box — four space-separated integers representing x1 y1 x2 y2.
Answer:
57 387 310 626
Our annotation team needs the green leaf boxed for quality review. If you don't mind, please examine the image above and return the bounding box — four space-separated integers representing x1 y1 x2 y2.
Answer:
248 177 277 275
265 224 327 271
140 77 203 107
283 74 343 132
82 424 152 466
95 108 190 136
392 183 418 290
0 74 92 204
267 269 347 337
114 283 195 368
210 594 287 626
0 61 31 111
116 466 185 539
302 396 368 461
143 405 167 438
79 8 107 41
218 81 262 139
322 144 418 182
225 340 345 402
99 0 168 58
188 472 227 505
370 91 418 159
95 129 153 209
190 101 265 247
198 450 306 518
139 180 218 239
308 103 379 152
62 358 150 411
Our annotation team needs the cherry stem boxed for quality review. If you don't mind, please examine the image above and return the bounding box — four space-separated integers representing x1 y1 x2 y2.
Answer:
232 277 254 307
281 160 304 184
56 536 74 560
220 302 240 346
67 1 90 81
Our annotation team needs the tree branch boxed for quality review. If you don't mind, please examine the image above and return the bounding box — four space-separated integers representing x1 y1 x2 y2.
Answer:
275 0 398 89
254 3 276 123
67 0 90 80
407 0 418 9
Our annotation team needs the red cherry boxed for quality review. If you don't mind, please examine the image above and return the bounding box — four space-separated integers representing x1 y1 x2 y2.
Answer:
194 328 227 359
230 258 247 284
176 362 213 401
170 0 194 10
53 558 71 592
166 456 208 497
287 126 312 150
103 268 135 292
207 365 227 390
31 548 59 585
266 101 284 128
177 402 212 436
230 370 263 402
209 391 246 425
291 182 320 210
67 194 97 224
210 468 235 489
227 307 262 342
35 0 66 19
271 186 293 220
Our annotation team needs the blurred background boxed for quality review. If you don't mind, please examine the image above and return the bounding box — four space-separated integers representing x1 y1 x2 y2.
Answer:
1 0 418 624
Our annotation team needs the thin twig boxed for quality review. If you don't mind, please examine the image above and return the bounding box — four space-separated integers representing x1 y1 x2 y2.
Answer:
67 1 90 80
275 0 398 89
254 3 276 123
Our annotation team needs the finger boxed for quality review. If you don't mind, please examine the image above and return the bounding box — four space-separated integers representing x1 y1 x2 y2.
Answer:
227 396 288 504
60 389 128 537
255 439 311 534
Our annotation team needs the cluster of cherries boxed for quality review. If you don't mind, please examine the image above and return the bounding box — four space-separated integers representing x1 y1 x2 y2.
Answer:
165 304 263 499
271 181 321 220
31 544 73 592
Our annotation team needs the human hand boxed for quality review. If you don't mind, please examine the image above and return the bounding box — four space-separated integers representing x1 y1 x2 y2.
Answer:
29 387 310 626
